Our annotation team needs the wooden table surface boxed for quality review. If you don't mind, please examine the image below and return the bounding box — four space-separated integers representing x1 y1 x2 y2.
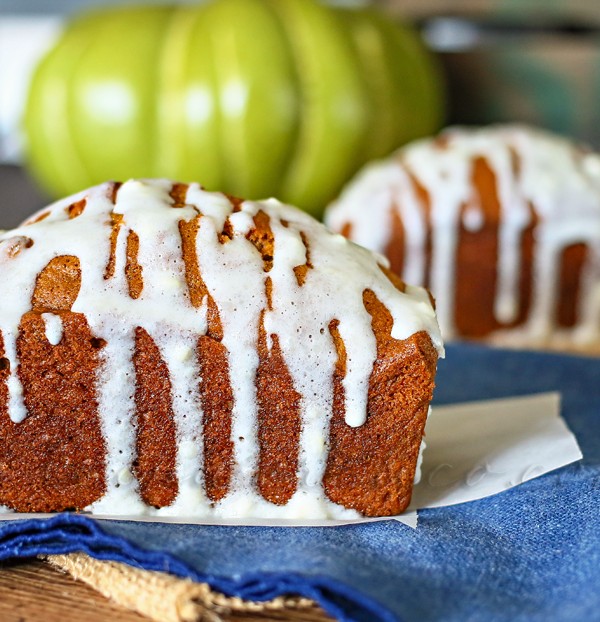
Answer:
0 560 333 622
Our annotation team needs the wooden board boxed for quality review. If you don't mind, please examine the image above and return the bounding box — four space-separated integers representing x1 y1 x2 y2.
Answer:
0 560 148 622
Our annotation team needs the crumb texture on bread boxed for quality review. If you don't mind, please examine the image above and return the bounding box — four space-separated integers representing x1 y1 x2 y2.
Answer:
0 179 441 518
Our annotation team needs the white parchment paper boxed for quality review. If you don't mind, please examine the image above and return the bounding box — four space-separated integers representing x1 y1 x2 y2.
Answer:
0 393 582 529
409 392 582 512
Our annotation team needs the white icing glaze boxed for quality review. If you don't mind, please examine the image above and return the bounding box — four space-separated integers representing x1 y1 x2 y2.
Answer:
411 406 430 487
0 179 441 518
326 125 600 347
41 312 63 346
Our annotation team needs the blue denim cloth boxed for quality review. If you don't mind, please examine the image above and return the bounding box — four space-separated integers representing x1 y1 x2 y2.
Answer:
0 343 598 622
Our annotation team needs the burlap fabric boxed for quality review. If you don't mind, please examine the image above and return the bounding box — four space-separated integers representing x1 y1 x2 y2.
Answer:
45 553 328 622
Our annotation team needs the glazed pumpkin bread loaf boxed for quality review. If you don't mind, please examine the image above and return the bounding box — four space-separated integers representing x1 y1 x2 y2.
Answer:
0 179 442 518
326 125 600 349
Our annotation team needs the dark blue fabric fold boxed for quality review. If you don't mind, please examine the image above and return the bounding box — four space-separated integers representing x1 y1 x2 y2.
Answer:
0 343 598 622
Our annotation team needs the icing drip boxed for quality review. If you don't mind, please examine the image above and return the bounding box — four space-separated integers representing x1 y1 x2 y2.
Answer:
326 125 600 347
156 331 208 516
5 341 27 424
41 313 64 346
0 179 442 518
90 327 143 514
462 204 484 233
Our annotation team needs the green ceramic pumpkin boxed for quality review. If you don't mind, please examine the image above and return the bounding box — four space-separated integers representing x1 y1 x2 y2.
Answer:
24 0 443 216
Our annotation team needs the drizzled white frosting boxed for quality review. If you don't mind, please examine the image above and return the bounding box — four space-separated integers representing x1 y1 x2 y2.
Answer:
326 125 600 348
41 312 63 345
0 179 442 518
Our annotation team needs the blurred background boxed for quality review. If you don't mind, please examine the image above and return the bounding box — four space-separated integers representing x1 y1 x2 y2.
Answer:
0 0 600 228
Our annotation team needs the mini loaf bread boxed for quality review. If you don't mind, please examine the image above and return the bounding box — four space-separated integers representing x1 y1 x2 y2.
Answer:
0 179 442 518
326 125 600 350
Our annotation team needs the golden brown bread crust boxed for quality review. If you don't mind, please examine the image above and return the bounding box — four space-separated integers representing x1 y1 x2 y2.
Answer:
0 313 106 512
133 327 178 508
198 334 234 502
32 255 81 312
324 303 437 516
0 196 437 516
256 319 302 505
557 243 587 328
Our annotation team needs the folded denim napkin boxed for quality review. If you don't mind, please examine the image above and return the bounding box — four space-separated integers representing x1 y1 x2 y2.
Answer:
0 343 597 622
